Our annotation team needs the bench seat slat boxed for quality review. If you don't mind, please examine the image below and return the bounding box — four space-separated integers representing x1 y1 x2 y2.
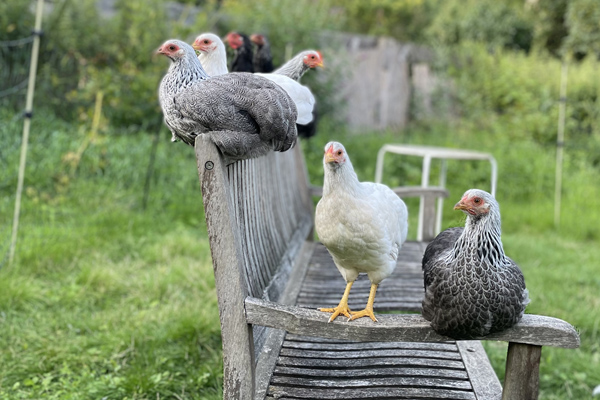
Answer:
282 339 459 352
275 355 467 370
273 365 469 380
269 375 473 390
266 386 476 400
279 347 463 361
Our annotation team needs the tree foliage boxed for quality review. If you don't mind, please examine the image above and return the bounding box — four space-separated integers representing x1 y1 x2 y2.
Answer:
528 0 568 58
563 0 600 59
331 0 436 42
426 0 533 51
0 0 34 40
2 0 600 131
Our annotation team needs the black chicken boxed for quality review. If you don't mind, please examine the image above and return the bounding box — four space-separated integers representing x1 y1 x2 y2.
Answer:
225 31 254 73
250 33 274 73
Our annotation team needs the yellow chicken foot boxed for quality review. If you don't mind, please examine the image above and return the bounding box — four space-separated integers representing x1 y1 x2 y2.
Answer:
349 283 379 322
318 281 354 322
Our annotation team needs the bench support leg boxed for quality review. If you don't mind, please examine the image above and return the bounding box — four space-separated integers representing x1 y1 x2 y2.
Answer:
502 342 541 400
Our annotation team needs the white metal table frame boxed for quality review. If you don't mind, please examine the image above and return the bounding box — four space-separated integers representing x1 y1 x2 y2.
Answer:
375 144 498 241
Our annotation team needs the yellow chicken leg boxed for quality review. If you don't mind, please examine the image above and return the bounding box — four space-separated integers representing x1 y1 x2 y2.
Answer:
349 283 379 322
318 281 354 322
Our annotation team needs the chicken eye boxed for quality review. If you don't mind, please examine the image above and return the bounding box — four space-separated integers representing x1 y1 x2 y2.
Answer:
204 40 209 44
168 45 176 51
474 197 481 204
310 55 315 59
337 151 342 156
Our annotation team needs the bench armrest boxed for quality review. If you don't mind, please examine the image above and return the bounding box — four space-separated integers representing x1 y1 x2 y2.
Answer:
244 297 580 349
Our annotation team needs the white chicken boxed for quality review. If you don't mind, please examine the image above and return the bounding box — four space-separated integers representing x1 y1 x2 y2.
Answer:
192 33 228 76
315 142 409 322
192 33 315 125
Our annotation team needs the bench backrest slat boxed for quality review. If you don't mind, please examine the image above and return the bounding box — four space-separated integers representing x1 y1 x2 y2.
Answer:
220 151 312 299
196 137 314 397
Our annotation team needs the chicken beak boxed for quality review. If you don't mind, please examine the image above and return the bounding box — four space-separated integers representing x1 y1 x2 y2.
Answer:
324 153 336 163
192 41 201 51
316 60 325 68
454 201 468 211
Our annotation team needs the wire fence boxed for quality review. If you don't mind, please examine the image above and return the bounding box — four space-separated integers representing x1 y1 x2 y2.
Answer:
0 34 35 268
0 35 34 99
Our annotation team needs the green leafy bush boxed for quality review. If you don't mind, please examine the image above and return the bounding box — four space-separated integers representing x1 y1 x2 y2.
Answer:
564 0 600 59
426 0 533 51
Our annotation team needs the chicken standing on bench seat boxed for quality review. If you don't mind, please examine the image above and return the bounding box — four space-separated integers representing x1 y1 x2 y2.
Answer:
315 141 409 322
422 189 530 339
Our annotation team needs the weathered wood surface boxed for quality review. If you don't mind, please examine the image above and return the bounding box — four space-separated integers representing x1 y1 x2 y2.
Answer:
502 342 542 400
196 139 315 400
253 241 314 400
225 144 313 360
457 341 502 400
340 36 412 130
245 297 580 349
266 388 476 400
267 334 476 400
297 242 427 311
195 136 255 400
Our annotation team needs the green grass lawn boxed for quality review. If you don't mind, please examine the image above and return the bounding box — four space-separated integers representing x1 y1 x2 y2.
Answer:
1 112 599 398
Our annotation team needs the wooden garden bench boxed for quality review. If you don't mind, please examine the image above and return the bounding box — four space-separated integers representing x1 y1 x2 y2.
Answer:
194 136 580 400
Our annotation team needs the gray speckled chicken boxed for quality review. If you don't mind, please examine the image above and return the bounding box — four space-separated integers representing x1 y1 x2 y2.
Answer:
273 50 324 82
157 39 297 162
422 189 530 339
315 142 408 322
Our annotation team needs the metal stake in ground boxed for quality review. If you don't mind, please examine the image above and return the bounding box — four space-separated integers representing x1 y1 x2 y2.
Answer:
9 0 45 266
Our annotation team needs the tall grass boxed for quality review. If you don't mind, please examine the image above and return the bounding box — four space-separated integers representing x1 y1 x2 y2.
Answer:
0 110 223 399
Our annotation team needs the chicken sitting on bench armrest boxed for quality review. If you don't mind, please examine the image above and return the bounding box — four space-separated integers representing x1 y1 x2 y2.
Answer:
315 141 409 322
421 189 530 339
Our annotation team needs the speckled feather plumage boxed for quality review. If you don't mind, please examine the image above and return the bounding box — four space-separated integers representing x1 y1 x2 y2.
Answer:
274 51 317 82
421 190 529 339
193 35 315 126
158 40 297 161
